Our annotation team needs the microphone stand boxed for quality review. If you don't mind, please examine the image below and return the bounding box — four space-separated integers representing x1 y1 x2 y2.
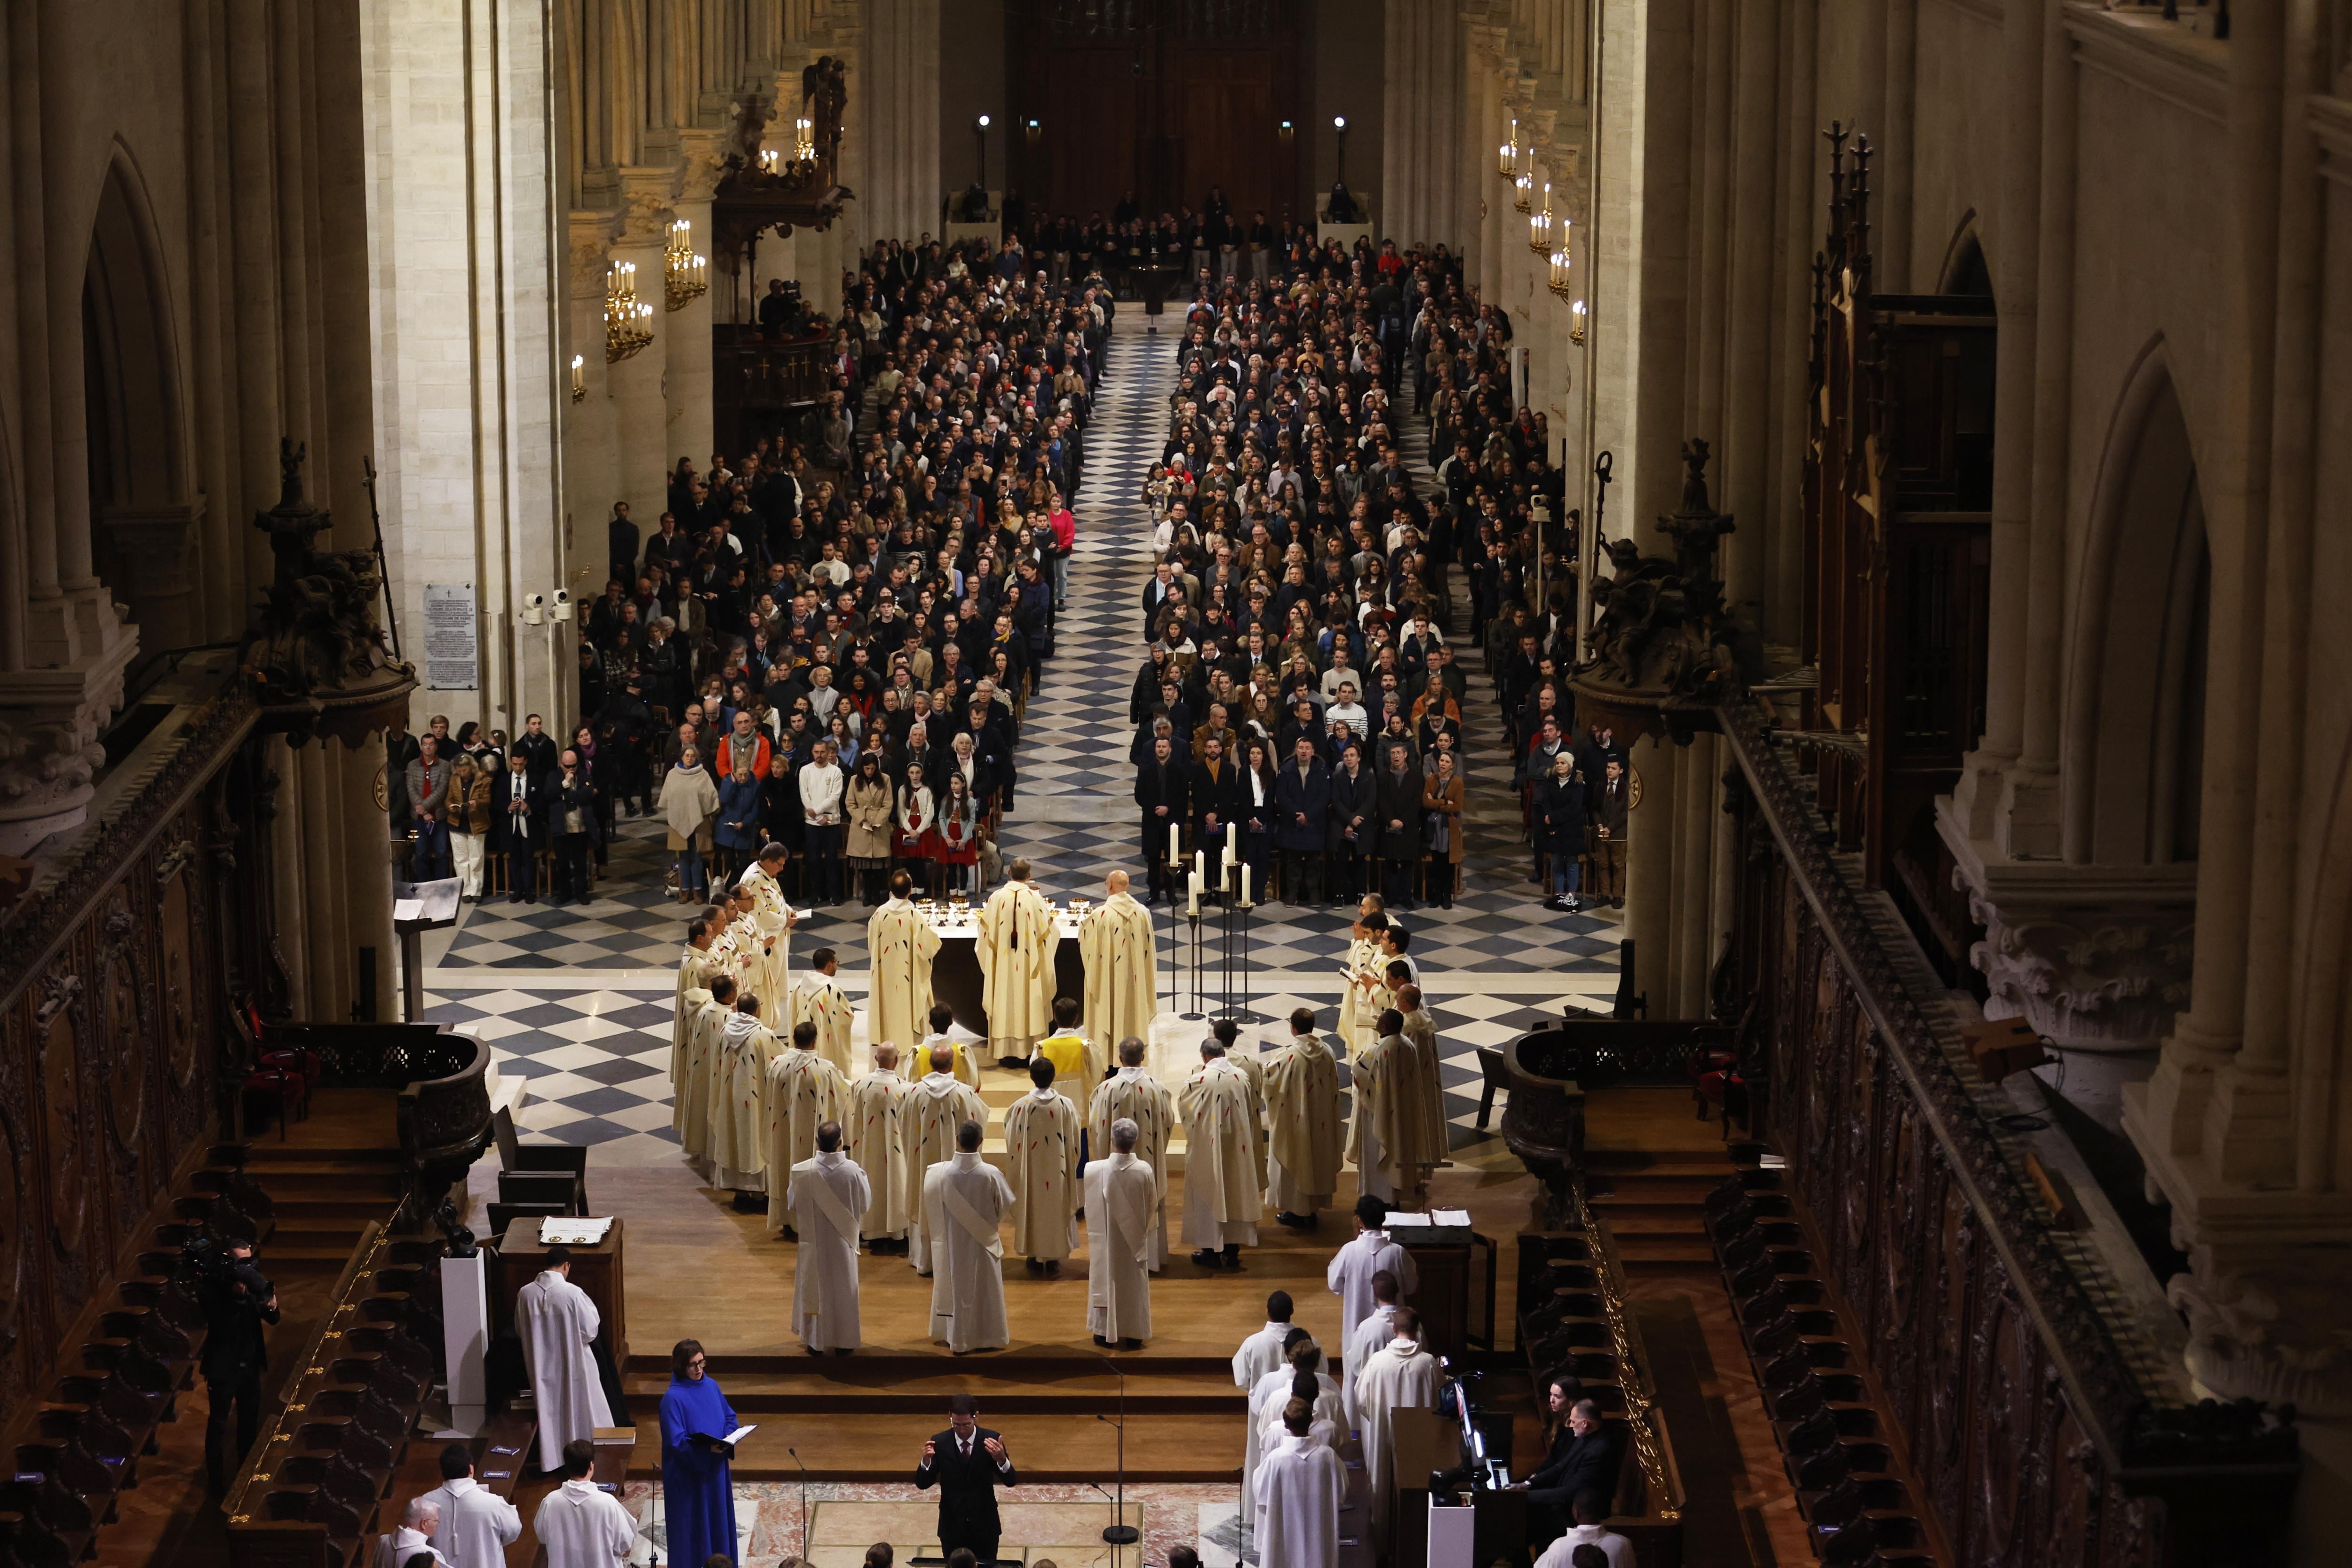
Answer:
787 1445 810 1560
1095 1353 1141 1548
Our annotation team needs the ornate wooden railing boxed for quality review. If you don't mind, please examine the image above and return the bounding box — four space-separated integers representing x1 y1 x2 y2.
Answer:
263 1024 490 1233
1716 696 2298 1565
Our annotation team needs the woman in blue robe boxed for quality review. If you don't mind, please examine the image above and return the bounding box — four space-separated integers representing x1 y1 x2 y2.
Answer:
659 1338 738 1565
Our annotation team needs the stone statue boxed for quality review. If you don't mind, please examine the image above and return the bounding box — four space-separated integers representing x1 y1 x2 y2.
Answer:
241 439 403 700
1578 438 1760 700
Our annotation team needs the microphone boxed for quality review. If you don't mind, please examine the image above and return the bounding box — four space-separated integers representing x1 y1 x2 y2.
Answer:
787 1446 810 1558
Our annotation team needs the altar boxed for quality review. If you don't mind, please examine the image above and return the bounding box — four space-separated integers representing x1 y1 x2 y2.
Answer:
918 897 1089 1037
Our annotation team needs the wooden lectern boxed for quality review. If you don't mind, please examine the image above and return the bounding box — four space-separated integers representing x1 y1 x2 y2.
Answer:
496 1218 629 1369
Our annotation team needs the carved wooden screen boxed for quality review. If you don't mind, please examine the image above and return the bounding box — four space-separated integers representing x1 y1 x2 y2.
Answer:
1802 130 1993 890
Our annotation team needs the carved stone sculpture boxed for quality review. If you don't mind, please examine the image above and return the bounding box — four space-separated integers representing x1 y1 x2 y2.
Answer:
1578 439 1761 703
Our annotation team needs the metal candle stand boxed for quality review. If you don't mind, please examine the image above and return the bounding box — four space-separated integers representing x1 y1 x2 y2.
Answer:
1181 907 1207 1019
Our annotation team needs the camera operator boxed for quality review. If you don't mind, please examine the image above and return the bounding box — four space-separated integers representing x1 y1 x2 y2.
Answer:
199 1240 280 1495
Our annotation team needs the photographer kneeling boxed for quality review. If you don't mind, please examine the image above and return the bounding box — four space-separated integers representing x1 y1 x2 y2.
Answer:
199 1240 280 1495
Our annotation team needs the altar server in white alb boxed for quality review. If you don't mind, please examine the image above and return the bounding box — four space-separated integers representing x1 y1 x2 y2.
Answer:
420 1442 520 1568
1232 1290 1297 1393
903 1043 987 1274
532 1439 636 1568
1255 1396 1346 1568
1089 1036 1176 1270
515 1248 614 1472
1355 1307 1446 1531
1083 1117 1159 1348
924 1120 1017 1353
1245 1337 1343 1500
1327 1195 1419 1424
785 1120 872 1353
1078 870 1158 1069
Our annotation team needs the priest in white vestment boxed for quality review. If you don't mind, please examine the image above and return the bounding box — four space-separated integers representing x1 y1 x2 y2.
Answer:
1078 871 1157 1070
785 1120 872 1353
672 917 723 1085
1355 1308 1445 1531
976 861 1056 1064
788 947 858 1076
923 1119 1016 1353
514 1249 614 1473
1395 981 1451 1173
421 1443 522 1568
846 1044 913 1250
532 1438 636 1568
1088 1038 1177 1270
1001 1059 1081 1270
373 1496 449 1568
867 871 941 1057
674 975 732 1163
1347 1009 1436 1203
1180 1041 1263 1266
1328 1195 1421 1415
1335 912 1388 1056
1083 1118 1157 1346
1255 1403 1346 1568
765 1021 849 1236
710 996 782 1194
1232 1291 1297 1392
903 1045 987 1274
1265 1007 1343 1224
738 843 800 1025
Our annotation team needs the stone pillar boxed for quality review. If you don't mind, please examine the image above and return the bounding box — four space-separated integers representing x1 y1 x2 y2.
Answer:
663 131 727 482
1670 734 1716 1018
611 167 677 529
1382 0 1464 250
567 212 621 541
861 0 940 243
1624 733 1677 1010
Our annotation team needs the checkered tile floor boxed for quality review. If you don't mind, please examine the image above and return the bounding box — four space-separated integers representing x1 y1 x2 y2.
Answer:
426 315 1623 1164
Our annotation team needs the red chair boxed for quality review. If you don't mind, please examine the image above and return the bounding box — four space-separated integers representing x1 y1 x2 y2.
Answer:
259 1047 322 1106
241 1065 307 1140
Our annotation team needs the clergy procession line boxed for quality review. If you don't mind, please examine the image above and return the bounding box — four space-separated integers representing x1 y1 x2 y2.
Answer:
661 837 1453 1354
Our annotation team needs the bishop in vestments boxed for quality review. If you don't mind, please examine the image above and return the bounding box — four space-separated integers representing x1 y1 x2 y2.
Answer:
1088 1037 1176 1271
1346 1009 1437 1204
924 1120 1016 1353
867 870 941 1058
903 1044 987 1275
1263 1007 1343 1225
1180 1040 1263 1268
977 860 1057 1064
515 1249 614 1472
788 946 857 1077
1355 1308 1445 1530
846 1043 913 1252
1078 871 1157 1070
784 1120 871 1353
1083 1118 1158 1347
765 1021 849 1237
710 994 783 1196
1001 1059 1081 1272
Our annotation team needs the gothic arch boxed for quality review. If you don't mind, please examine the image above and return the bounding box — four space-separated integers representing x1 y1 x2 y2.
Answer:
81 143 186 512
2059 339 2210 867
1935 213 1991 297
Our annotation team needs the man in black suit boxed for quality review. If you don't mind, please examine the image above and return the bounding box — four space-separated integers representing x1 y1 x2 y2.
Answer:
1135 734 1190 904
1514 1398 1623 1544
914 1393 1016 1565
495 751 547 902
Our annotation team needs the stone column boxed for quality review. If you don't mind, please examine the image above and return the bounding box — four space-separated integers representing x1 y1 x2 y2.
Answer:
1382 0 1464 251
611 167 677 528
1624 733 1677 1009
861 0 940 243
663 130 727 481
566 211 622 556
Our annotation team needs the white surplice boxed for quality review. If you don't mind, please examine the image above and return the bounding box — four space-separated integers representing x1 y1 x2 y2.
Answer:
1327 1227 1421 1371
532 1476 636 1568
1082 1152 1157 1342
1232 1318 1293 1392
785 1150 872 1351
372 1527 449 1568
514 1271 614 1473
1343 1304 1400 1428
901 1072 986 1274
1253 1431 1346 1568
1245 1366 1344 1500
923 1151 1015 1352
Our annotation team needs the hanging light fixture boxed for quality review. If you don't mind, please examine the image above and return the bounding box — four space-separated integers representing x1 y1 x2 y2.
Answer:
604 260 653 362
1499 118 1518 180
1549 219 1575 296
664 219 707 310
795 117 815 160
1529 183 1554 254
1570 298 1589 346
1514 169 1534 215
570 353 587 402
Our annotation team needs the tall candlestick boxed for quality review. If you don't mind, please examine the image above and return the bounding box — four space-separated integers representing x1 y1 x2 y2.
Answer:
1169 823 1181 865
1223 836 1237 868
1194 850 1206 882
1239 863 1252 906
1187 872 1201 918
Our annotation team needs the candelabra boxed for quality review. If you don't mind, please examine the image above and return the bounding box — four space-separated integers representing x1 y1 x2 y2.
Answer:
1549 223 1575 299
1571 299 1589 345
1528 183 1553 254
663 219 707 311
1513 169 1534 215
795 116 815 160
568 353 586 402
604 261 653 363
1498 118 1518 181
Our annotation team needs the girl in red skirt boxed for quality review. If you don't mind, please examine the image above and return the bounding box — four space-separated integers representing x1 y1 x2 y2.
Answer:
895 762 940 898
935 772 981 895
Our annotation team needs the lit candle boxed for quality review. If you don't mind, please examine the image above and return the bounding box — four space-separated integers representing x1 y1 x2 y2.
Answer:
1187 873 1201 918
1194 850 1205 883
1239 864 1252 906
1169 823 1181 865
